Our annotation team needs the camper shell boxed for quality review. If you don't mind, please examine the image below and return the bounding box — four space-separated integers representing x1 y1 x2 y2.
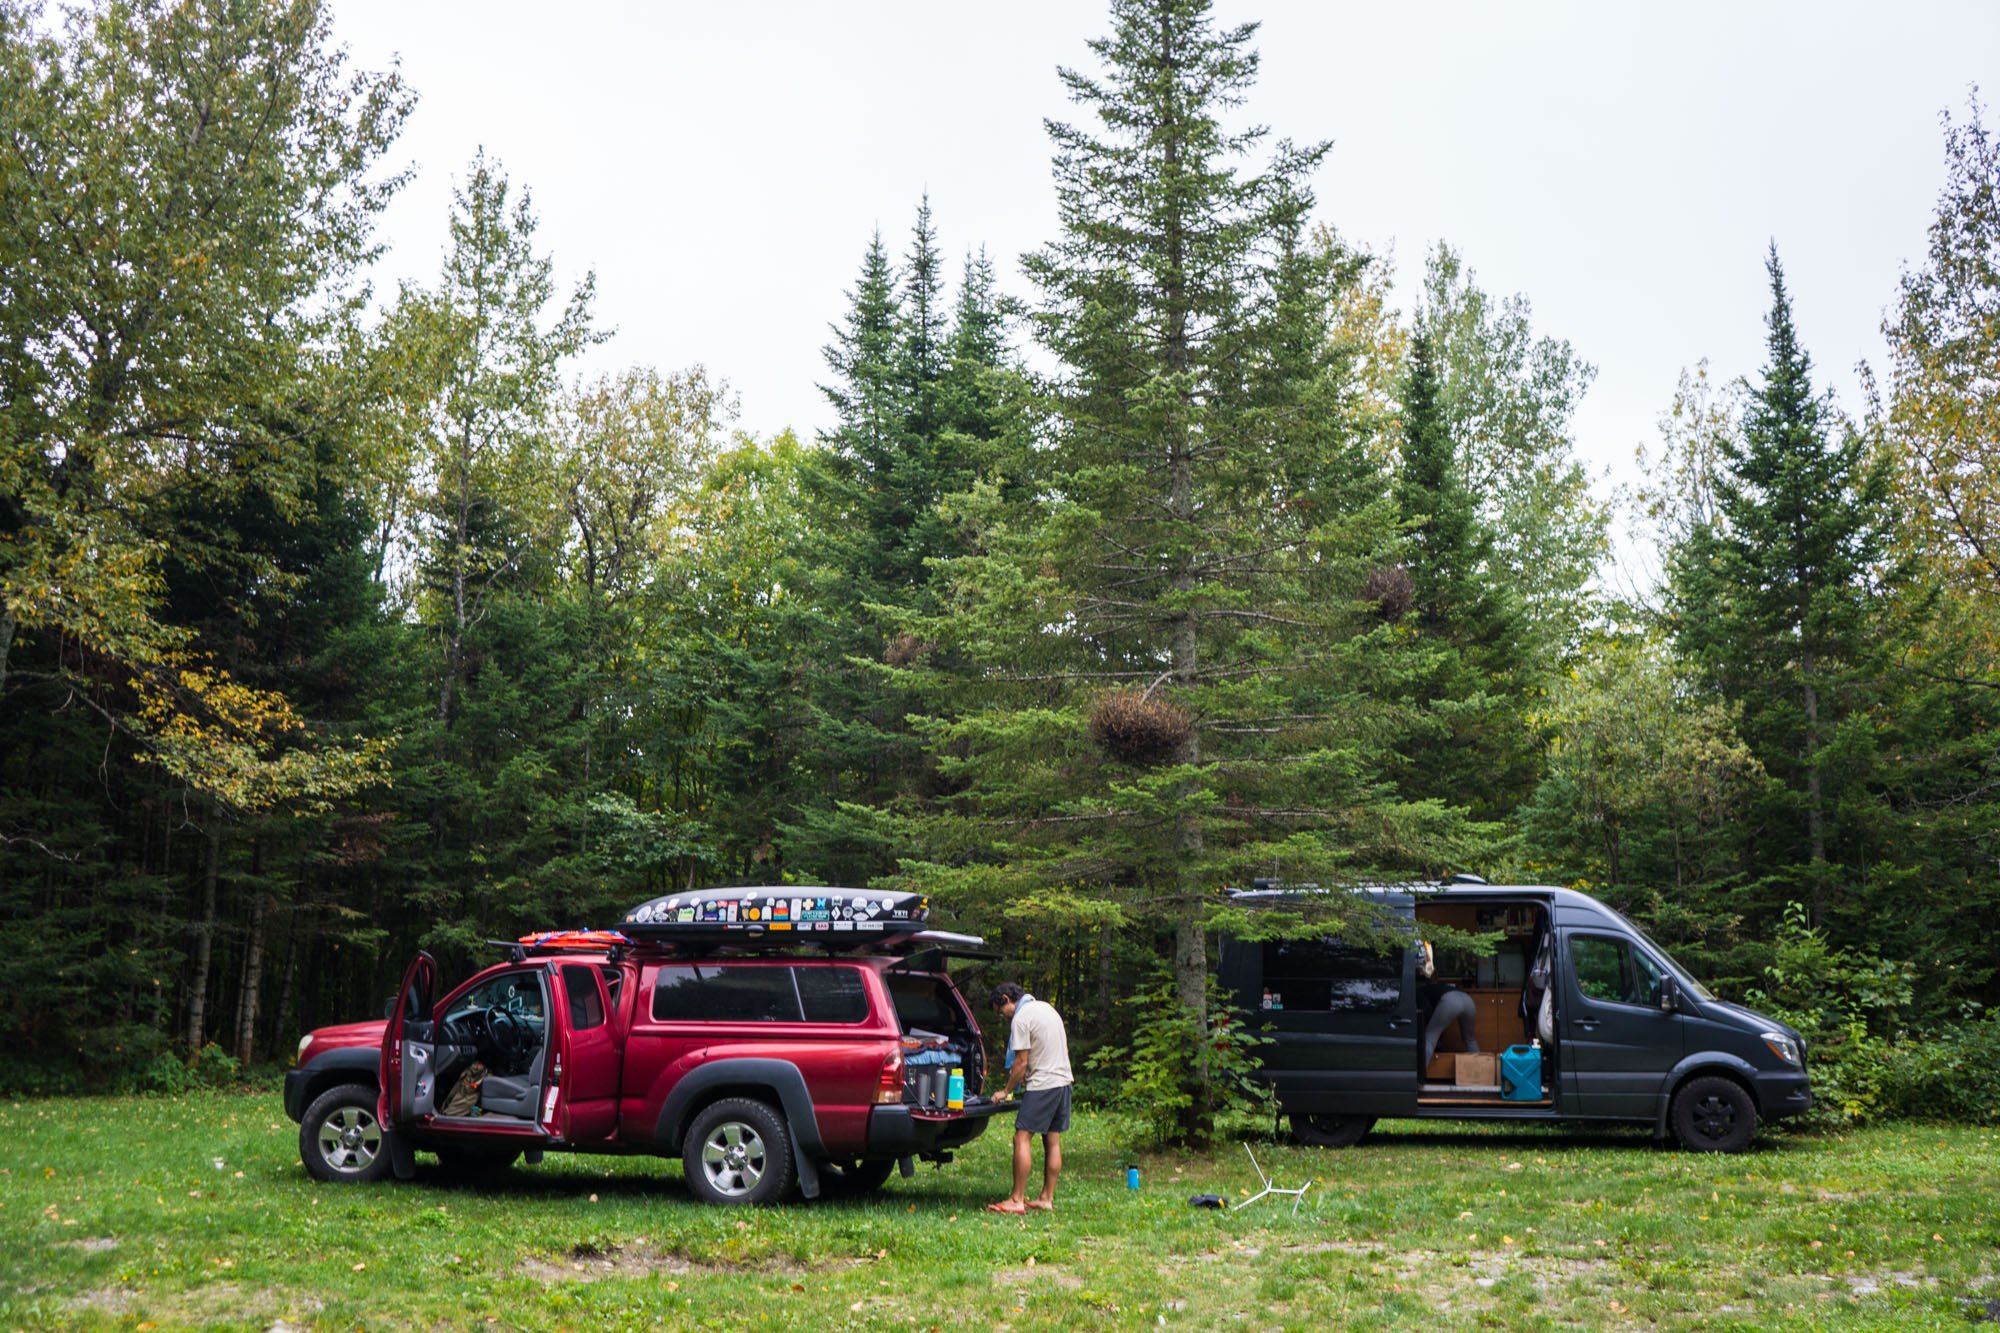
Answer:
1219 880 1812 1151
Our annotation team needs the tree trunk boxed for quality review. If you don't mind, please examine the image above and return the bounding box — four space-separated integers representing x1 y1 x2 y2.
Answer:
184 817 222 1055
273 919 298 1058
1800 650 1827 925
234 890 268 1066
0 605 14 696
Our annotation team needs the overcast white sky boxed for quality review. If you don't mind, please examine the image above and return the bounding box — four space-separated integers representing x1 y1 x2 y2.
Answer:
329 1 2000 524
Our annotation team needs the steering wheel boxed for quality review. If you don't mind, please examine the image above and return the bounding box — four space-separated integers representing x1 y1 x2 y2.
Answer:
486 1006 522 1057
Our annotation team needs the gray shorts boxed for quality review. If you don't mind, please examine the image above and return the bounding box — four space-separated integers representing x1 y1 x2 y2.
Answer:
1015 1085 1072 1134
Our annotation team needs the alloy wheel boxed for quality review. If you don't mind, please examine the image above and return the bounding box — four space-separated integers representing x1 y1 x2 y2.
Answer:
317 1104 382 1175
699 1121 768 1197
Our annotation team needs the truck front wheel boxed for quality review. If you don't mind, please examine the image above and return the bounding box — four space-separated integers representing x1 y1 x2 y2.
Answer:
301 1083 392 1183
683 1098 796 1205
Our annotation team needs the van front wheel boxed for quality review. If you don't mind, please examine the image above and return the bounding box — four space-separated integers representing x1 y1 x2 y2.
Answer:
1291 1113 1375 1148
1670 1075 1756 1152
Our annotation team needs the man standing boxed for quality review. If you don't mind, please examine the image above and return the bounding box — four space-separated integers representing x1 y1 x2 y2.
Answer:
986 982 1071 1215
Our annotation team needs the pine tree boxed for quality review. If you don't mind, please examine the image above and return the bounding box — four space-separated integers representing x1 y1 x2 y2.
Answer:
907 0 1481 1144
1393 330 1533 818
1671 247 1901 928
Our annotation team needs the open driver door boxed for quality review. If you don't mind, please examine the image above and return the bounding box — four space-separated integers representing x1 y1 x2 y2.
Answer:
379 951 437 1127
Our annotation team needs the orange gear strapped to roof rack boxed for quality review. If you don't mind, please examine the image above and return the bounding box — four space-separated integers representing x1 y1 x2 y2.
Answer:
515 929 634 952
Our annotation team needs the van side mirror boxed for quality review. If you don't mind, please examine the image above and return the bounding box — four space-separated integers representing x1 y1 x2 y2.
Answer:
1658 976 1680 1014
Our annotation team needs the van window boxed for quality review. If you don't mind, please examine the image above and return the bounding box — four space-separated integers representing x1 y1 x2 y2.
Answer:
1570 935 1665 1008
1262 938 1403 1013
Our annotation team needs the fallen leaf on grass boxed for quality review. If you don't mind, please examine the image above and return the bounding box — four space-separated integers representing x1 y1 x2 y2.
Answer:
352 1262 365 1272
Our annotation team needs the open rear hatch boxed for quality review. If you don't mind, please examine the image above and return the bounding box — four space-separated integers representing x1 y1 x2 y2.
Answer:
884 963 1015 1122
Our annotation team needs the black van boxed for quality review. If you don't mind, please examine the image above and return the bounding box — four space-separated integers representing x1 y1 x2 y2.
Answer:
1218 880 1812 1152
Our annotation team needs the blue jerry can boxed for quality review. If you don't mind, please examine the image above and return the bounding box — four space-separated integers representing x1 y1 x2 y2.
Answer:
1501 1044 1542 1101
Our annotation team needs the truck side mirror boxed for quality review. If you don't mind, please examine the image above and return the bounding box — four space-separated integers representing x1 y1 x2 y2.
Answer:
1659 976 1680 1014
383 995 397 1019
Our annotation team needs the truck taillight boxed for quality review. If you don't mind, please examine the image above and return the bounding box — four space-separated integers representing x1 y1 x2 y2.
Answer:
876 1050 904 1105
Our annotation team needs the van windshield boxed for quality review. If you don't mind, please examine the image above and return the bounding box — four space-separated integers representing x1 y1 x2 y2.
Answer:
1604 907 1717 1003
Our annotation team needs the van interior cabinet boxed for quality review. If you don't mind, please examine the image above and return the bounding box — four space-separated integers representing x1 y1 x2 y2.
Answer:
1422 988 1530 1080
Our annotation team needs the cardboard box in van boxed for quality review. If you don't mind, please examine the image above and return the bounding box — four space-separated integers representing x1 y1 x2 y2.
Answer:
1454 1052 1498 1086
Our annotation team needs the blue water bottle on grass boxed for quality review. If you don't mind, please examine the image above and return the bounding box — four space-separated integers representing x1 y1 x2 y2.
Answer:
1127 1165 1140 1190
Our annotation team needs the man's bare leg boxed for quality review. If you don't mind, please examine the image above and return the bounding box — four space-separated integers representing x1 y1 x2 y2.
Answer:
1035 1131 1062 1206
1009 1129 1033 1204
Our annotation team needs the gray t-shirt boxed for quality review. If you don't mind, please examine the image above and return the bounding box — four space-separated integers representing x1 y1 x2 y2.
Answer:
1009 996 1073 1091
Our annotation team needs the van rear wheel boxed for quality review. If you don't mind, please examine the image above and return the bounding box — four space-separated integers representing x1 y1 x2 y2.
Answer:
1670 1075 1757 1152
1291 1113 1374 1148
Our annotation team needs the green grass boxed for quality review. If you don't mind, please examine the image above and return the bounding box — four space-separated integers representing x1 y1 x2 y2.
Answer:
1 1091 1996 1330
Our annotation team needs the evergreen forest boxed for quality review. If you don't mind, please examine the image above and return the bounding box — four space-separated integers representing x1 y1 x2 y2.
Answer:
5 0 2000 1138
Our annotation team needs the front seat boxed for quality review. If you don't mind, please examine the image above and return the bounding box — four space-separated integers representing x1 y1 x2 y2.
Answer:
478 1073 538 1118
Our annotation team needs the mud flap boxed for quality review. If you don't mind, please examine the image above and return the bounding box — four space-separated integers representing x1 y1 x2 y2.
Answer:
898 1155 916 1179
386 1129 416 1180
790 1125 820 1200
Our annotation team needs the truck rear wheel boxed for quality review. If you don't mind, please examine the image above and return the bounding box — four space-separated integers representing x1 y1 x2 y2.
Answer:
683 1098 795 1205
1670 1075 1757 1152
821 1157 897 1195
301 1083 392 1183
1291 1113 1375 1148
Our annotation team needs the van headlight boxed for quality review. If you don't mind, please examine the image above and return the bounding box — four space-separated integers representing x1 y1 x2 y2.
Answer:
1760 1031 1801 1067
296 1034 314 1066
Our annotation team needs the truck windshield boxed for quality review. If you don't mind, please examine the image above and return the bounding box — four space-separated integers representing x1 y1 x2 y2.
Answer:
1604 907 1716 1003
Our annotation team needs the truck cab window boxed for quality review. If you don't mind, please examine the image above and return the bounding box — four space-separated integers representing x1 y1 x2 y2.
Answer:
562 964 606 1030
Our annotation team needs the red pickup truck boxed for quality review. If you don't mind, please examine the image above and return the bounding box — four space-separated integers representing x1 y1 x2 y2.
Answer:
283 913 1007 1205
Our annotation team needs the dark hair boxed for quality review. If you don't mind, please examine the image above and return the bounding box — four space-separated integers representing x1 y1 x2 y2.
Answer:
989 982 1025 1010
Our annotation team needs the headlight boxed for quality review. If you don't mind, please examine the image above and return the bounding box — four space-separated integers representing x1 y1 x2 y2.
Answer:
1760 1031 1801 1067
296 1033 314 1066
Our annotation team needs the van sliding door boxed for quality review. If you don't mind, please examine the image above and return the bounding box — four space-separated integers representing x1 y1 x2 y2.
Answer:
1224 895 1418 1117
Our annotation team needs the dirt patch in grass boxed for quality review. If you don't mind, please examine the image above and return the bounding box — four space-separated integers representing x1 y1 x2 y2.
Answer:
516 1240 866 1284
992 1264 1084 1289
64 1283 320 1325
